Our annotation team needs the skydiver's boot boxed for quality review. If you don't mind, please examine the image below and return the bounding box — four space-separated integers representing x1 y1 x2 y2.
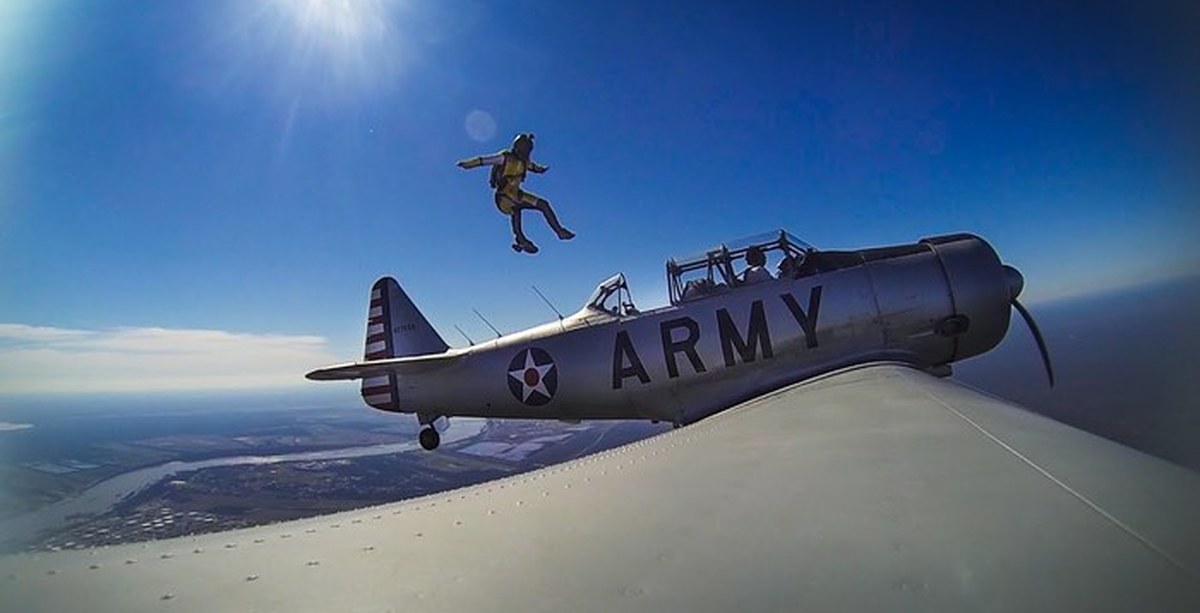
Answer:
535 199 575 240
512 237 539 254
510 213 539 254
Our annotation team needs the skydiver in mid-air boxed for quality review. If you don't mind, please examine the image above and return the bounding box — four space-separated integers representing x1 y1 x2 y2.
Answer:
457 133 574 254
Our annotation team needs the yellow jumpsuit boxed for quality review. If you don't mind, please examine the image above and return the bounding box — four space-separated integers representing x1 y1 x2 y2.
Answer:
474 152 546 214
458 151 571 246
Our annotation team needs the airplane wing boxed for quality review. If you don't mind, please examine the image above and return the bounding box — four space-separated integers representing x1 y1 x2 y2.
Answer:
305 351 464 380
3 363 1198 611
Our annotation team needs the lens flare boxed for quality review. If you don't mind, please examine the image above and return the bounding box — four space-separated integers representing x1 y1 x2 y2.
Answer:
464 109 497 142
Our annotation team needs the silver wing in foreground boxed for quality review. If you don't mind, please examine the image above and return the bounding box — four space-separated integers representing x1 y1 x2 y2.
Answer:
3 363 1198 611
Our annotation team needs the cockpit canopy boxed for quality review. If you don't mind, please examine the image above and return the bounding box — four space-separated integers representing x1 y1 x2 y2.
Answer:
585 273 639 317
666 229 813 304
581 231 814 316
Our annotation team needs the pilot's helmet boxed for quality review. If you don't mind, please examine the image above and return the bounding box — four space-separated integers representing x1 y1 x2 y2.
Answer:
746 246 766 268
512 133 535 158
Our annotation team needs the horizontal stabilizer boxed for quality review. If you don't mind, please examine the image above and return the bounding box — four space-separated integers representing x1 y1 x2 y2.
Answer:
306 351 462 381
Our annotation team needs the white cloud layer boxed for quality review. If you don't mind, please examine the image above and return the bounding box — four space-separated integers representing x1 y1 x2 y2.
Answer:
0 324 343 394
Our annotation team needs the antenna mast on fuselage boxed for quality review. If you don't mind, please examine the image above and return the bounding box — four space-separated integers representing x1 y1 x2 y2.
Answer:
472 309 502 339
531 285 565 321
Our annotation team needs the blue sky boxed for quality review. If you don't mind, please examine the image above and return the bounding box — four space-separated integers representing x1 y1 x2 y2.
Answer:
1 0 1196 394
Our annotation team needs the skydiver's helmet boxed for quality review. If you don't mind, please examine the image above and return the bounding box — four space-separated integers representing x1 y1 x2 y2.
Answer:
511 133 535 160
746 246 767 268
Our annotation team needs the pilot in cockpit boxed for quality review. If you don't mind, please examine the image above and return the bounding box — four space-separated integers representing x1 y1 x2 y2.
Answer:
777 255 797 278
741 246 774 284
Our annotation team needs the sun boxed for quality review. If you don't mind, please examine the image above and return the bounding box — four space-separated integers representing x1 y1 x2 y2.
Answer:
271 0 392 59
214 0 410 106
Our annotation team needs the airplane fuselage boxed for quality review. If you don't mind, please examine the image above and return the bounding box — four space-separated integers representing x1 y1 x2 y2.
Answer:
361 235 1013 426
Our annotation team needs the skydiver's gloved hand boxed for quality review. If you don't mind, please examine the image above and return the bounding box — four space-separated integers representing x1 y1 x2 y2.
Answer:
530 163 549 174
457 158 481 169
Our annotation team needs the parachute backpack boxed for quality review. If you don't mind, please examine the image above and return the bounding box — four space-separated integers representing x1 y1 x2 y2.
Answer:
489 154 507 189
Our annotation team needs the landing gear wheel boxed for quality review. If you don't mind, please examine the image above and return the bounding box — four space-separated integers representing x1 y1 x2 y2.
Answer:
419 427 440 450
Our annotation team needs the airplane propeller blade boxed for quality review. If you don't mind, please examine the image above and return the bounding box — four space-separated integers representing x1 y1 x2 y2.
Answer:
1011 298 1055 387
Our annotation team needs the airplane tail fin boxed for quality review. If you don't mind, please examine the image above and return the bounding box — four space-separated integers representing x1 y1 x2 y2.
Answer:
361 277 448 411
363 277 448 360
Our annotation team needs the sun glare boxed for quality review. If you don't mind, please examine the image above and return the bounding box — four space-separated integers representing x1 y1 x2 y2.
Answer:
274 0 390 58
214 0 409 106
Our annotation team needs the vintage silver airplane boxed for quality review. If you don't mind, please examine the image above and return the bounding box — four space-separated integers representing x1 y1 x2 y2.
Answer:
307 230 1054 450
5 230 1199 611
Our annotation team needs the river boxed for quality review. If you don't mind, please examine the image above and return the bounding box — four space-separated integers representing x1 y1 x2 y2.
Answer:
0 418 486 549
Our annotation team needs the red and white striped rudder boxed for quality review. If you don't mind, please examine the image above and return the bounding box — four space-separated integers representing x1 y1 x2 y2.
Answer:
360 277 448 411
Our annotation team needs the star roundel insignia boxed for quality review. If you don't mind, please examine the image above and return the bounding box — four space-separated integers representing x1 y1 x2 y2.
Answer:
507 347 558 406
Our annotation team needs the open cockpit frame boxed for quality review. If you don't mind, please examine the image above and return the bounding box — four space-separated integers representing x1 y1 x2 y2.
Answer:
666 229 813 304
